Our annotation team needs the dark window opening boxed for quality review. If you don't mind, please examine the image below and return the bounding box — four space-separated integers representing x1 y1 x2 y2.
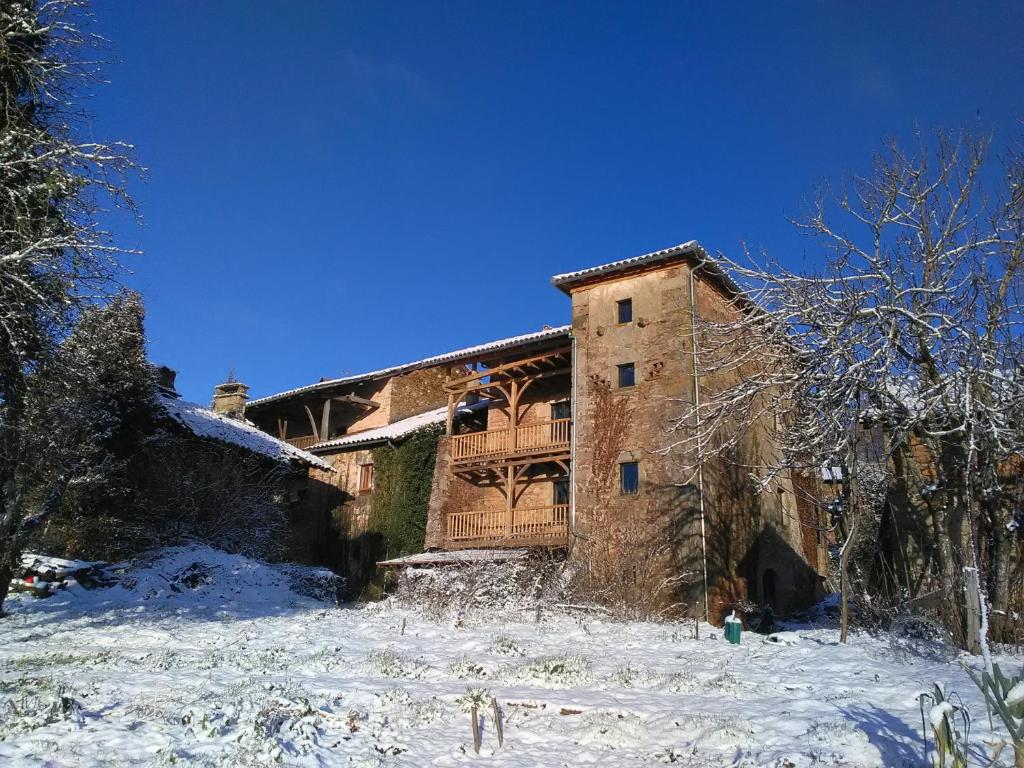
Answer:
617 298 633 324
551 401 571 421
553 478 570 506
617 363 636 388
619 461 639 495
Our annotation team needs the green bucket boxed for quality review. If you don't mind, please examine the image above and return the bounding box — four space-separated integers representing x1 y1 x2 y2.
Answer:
724 619 742 644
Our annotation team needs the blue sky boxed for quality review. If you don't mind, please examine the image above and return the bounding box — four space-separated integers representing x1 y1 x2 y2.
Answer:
87 1 1023 403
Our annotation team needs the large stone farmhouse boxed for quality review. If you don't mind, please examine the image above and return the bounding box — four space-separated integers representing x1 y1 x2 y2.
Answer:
233 242 828 620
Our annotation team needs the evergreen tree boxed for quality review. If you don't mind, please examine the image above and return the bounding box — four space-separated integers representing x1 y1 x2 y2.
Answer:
16 293 156 559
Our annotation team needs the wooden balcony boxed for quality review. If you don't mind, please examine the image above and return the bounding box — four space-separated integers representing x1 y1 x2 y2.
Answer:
445 505 569 548
451 419 571 465
286 435 319 450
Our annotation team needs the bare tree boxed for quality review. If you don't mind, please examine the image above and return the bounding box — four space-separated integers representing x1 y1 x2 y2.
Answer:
0 0 139 614
669 130 1024 655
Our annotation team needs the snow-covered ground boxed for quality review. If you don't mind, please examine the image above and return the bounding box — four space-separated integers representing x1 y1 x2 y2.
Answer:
0 547 1020 767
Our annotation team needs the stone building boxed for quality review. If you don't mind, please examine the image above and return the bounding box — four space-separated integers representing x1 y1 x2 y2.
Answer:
241 241 828 617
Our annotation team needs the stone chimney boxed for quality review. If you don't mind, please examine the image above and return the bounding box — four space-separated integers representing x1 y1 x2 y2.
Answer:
211 379 249 420
153 365 179 397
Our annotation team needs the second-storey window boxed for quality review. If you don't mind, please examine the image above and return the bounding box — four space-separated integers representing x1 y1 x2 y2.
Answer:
620 462 639 495
358 462 374 493
617 362 636 388
617 298 633 324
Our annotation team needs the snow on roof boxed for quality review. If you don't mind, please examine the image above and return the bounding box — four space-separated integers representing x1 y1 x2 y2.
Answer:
312 401 485 452
377 548 530 567
158 394 334 471
247 325 572 409
551 241 703 290
821 466 844 482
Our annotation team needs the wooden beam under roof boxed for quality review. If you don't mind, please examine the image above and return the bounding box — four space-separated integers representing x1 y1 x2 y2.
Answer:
332 394 380 409
443 346 570 390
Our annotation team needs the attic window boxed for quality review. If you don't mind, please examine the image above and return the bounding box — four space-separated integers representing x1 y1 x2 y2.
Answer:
617 298 633 324
617 363 636 388
358 463 374 494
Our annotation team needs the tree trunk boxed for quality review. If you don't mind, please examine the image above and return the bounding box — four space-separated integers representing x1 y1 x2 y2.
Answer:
839 535 852 644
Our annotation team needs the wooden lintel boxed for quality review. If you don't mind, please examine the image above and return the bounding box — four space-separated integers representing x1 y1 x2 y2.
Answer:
332 394 380 409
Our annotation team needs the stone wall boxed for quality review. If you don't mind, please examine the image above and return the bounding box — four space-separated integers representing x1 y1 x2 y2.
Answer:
389 367 449 423
568 260 826 619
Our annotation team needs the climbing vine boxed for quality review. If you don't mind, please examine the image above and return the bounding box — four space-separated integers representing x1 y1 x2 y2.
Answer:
368 425 442 559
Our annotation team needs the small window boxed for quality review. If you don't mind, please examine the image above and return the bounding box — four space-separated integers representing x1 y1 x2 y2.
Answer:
358 463 374 493
551 401 571 421
553 478 570 506
619 462 639 495
617 362 636 388
616 298 633 324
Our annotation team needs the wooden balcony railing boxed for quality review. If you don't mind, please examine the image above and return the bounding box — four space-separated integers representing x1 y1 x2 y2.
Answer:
286 435 319 450
446 505 569 543
451 419 571 462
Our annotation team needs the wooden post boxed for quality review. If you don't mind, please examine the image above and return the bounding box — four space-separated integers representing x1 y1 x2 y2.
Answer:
509 379 519 451
491 697 503 748
445 391 455 436
964 566 982 655
471 704 481 754
505 465 514 537
320 398 331 442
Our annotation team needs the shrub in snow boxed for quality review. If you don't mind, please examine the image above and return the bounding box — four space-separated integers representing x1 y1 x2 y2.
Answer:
372 688 449 729
389 556 569 622
502 654 592 687
0 686 85 738
964 663 1023 766
489 635 526 656
364 648 431 679
448 655 487 679
609 663 661 690
888 614 959 665
918 682 970 768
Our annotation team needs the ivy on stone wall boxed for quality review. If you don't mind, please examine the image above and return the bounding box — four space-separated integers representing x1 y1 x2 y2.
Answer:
368 425 442 559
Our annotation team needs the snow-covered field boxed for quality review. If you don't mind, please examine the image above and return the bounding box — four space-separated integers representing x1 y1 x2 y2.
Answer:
0 547 1020 767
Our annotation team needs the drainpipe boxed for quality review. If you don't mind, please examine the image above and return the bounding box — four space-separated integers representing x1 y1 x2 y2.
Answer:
689 262 710 624
569 331 578 534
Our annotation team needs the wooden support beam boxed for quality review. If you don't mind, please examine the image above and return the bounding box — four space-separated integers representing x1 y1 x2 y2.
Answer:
444 347 571 389
320 399 331 443
303 404 319 441
332 394 380 409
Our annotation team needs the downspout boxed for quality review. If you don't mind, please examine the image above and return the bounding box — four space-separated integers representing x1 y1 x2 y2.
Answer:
570 330 578 533
689 262 710 624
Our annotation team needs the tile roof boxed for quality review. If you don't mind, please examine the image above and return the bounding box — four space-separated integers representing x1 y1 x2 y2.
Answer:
550 240 740 298
158 394 334 471
311 401 485 452
246 325 571 409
